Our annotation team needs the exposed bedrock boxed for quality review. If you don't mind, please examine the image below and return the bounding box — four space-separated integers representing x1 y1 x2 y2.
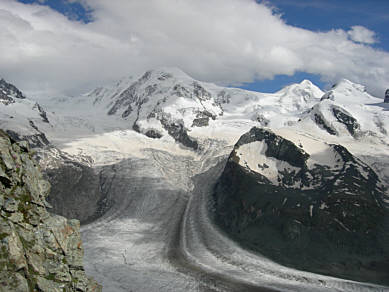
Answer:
37 148 107 225
0 131 101 291
213 127 389 285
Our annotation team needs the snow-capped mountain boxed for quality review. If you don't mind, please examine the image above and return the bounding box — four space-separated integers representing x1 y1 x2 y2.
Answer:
0 78 51 147
300 79 389 140
0 78 26 104
41 68 388 150
97 69 323 143
39 68 324 149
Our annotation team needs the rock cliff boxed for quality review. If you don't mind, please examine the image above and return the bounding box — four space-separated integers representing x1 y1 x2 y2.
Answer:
0 130 101 292
213 127 389 285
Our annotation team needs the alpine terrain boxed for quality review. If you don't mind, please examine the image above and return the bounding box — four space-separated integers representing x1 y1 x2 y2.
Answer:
1 68 389 292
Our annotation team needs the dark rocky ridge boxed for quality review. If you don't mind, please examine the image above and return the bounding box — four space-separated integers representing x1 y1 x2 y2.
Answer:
0 79 26 105
312 102 362 138
213 127 389 285
0 130 101 291
385 89 389 103
33 103 50 124
159 118 199 150
6 129 50 149
332 106 360 136
314 113 337 135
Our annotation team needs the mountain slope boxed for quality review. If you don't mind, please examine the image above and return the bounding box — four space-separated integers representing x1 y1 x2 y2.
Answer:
0 79 51 147
301 79 389 139
213 127 389 285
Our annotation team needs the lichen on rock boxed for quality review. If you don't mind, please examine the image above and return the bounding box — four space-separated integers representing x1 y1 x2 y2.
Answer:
0 130 101 292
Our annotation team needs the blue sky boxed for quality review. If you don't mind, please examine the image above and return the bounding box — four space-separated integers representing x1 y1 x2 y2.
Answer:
268 0 389 50
4 0 389 97
243 0 389 92
18 0 92 23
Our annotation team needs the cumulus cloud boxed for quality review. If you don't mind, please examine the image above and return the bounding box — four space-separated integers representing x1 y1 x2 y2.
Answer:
347 25 377 44
0 0 388 98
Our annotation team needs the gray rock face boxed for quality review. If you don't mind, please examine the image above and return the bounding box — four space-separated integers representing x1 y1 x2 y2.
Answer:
213 127 389 285
320 90 335 101
0 131 101 291
107 71 153 117
312 103 362 137
160 118 199 150
385 89 389 103
0 79 26 105
332 106 360 136
6 129 50 149
191 110 216 127
32 102 50 123
38 148 105 224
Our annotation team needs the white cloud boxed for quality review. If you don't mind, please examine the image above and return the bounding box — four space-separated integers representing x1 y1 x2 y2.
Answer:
0 0 388 98
347 25 377 44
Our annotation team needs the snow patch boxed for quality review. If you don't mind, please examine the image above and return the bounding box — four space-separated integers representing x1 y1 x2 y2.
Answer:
236 140 300 184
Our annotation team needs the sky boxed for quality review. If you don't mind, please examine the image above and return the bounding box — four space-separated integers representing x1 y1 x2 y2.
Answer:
1 0 389 98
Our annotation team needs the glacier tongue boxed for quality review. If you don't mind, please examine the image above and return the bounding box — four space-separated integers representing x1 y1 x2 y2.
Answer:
78 139 387 292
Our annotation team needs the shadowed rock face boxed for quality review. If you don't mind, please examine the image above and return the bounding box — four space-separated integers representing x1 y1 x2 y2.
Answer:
0 131 101 292
43 156 105 225
213 127 389 285
160 118 199 150
385 89 389 103
34 146 108 225
332 106 360 136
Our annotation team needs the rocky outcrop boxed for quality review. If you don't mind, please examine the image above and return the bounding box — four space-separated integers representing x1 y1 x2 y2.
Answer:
0 130 101 291
191 110 216 128
385 89 389 103
6 128 50 149
32 103 50 124
0 79 26 105
332 106 360 136
213 127 389 285
160 118 199 150
313 112 337 135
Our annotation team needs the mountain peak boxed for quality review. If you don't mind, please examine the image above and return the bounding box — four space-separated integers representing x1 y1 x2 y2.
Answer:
141 67 193 82
332 78 366 93
277 79 323 101
299 79 313 86
326 78 385 104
